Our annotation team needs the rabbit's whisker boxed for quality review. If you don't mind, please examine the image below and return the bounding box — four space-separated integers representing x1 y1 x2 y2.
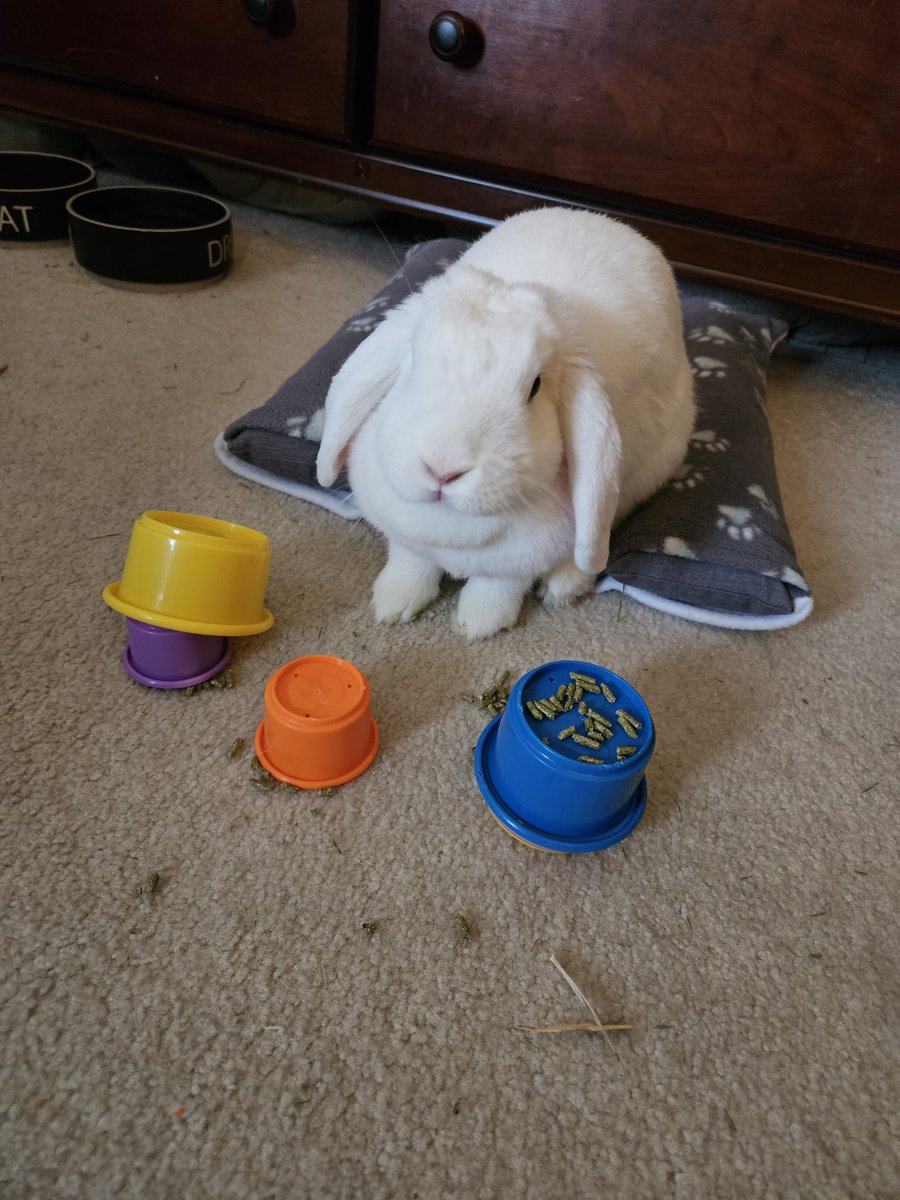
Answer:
362 200 414 298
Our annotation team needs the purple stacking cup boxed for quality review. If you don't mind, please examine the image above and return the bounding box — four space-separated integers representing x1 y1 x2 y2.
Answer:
123 618 231 689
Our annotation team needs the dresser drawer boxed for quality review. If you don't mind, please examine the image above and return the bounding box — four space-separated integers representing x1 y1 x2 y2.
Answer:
373 0 900 256
0 0 351 139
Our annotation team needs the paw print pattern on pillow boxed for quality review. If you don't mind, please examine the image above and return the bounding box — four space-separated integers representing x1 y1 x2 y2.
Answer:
669 462 711 490
690 356 728 379
285 414 308 439
690 429 731 453
747 483 778 518
284 407 325 442
738 323 773 350
345 296 392 334
716 505 760 541
687 324 736 347
304 406 325 443
662 536 697 558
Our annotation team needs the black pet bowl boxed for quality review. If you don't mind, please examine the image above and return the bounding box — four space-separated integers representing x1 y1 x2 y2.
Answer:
66 185 233 288
0 151 96 241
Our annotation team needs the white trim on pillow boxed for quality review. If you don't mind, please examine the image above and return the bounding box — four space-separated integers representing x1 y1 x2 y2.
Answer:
594 576 813 630
213 433 361 519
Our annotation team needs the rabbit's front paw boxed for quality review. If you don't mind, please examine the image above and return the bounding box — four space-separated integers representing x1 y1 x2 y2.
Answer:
538 560 594 609
372 550 442 624
456 576 528 640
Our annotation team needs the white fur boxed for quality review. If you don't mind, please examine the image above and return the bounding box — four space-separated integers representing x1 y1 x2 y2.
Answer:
317 207 695 638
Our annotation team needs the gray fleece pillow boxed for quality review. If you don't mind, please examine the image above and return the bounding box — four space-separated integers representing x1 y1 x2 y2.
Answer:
219 239 811 625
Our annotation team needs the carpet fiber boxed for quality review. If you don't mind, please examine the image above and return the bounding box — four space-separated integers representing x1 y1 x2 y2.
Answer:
1 189 898 1200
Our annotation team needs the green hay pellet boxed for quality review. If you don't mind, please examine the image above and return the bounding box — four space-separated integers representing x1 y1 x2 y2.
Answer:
616 709 643 730
465 670 511 717
146 871 160 894
617 716 639 739
252 777 278 793
555 684 567 703
569 671 598 685
584 707 612 727
455 913 472 945
587 722 613 741
572 733 601 749
573 686 584 703
577 755 603 764
525 700 543 719
480 671 511 710
226 737 245 760
616 746 637 760
318 787 338 798
557 725 577 740
535 700 558 719
250 755 277 781
362 921 379 936
565 682 577 709
600 682 616 703
585 715 611 734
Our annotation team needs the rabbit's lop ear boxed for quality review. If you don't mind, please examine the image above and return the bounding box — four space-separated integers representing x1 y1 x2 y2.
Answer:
560 361 622 576
316 295 422 487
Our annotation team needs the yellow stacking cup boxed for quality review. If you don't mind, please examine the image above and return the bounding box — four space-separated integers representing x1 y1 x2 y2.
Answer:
103 510 273 636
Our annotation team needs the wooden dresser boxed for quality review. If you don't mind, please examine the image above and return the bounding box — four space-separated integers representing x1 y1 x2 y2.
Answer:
1 0 897 322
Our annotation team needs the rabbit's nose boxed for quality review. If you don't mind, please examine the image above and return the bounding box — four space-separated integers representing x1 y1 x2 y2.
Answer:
424 461 470 488
437 470 466 487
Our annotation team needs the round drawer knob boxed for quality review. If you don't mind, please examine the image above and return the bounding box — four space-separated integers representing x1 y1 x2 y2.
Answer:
429 11 472 61
242 0 294 34
243 0 272 22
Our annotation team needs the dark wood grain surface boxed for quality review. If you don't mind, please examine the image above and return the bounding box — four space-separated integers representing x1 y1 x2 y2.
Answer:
1 1 897 321
0 0 351 138
373 0 900 256
2 63 897 324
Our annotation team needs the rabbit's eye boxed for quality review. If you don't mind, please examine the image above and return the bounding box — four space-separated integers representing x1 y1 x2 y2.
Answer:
528 376 541 401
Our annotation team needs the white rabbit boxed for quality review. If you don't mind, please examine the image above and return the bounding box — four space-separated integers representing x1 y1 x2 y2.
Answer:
316 207 694 639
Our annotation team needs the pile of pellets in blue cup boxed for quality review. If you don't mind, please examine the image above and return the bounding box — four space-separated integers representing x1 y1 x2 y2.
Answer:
523 669 644 765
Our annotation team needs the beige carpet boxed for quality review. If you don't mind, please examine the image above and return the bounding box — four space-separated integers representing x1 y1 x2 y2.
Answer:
2 189 898 1200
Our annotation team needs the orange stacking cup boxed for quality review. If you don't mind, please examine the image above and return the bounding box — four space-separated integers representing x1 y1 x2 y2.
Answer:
255 656 379 789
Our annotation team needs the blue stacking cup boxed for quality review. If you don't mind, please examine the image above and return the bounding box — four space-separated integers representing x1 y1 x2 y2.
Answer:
474 660 655 853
